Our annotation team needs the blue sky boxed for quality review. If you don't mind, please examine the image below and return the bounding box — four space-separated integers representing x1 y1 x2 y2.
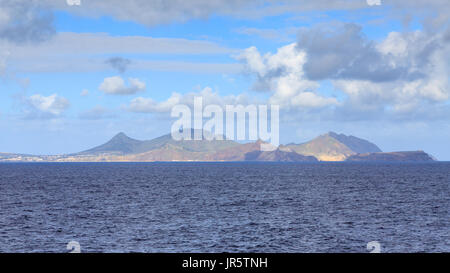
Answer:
0 0 449 159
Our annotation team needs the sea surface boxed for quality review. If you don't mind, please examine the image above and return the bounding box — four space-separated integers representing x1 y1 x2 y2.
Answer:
0 162 448 253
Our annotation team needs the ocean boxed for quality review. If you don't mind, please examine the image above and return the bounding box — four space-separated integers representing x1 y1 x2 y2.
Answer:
0 162 448 253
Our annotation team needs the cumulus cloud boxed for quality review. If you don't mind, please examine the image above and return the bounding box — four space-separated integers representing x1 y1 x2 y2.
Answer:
105 57 132 74
237 23 450 118
330 29 450 113
297 23 428 82
236 43 337 109
127 87 248 113
99 76 146 95
24 94 70 118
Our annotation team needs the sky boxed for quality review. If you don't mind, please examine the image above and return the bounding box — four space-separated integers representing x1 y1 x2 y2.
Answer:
0 0 449 159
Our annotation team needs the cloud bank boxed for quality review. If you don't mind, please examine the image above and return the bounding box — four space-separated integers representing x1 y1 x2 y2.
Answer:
237 22 450 119
127 87 249 113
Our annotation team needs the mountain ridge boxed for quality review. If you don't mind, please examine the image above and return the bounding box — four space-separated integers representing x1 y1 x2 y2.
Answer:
78 130 239 156
0 130 436 162
285 132 382 161
346 151 435 162
328 132 382 153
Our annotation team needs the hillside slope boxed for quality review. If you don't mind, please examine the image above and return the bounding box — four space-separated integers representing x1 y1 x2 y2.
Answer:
346 151 435 162
286 132 382 161
79 130 239 156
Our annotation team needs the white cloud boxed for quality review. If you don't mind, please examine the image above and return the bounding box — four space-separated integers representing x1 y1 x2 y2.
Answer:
26 94 70 117
127 86 249 113
237 43 336 109
237 25 450 118
238 46 267 77
376 31 410 57
332 29 450 113
99 76 146 95
128 94 182 113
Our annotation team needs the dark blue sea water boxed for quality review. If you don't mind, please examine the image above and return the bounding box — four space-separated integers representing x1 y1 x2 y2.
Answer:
0 162 448 253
